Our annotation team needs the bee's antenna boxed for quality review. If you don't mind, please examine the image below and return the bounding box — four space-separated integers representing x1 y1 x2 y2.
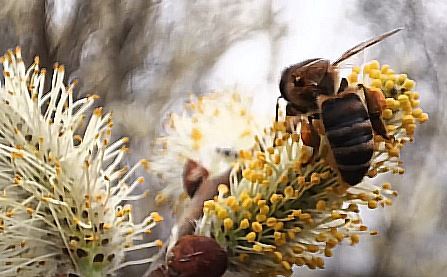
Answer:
275 96 283 122
332 27 403 66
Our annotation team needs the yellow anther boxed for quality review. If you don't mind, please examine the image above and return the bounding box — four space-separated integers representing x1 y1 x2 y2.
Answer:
402 115 414 125
397 74 407 85
348 203 359 212
398 94 409 103
324 248 333 257
406 124 416 136
402 79 415 90
284 186 294 198
225 196 237 208
371 79 382 88
348 73 358 83
351 234 360 245
316 233 327 242
155 240 163 248
363 63 371 74
218 184 229 195
352 66 361 74
150 212 164 222
273 154 281 164
282 260 291 270
253 244 263 252
246 232 256 242
411 99 420 107
384 79 395 90
386 124 397 133
256 214 267 222
242 198 253 209
292 210 302 217
369 60 380 70
274 222 284 231
155 192 167 206
388 147 400 157
369 69 381 79
270 194 282 204
316 200 326 211
359 225 368 231
252 222 263 233
307 245 319 253
382 182 392 190
273 251 283 262
310 173 320 185
331 211 342 220
418 113 429 123
368 200 378 209
381 64 390 73
224 218 234 231
259 205 269 215
266 217 277 227
240 218 250 229
257 199 267 207
382 108 393 120
274 231 282 241
315 257 325 269
385 98 395 109
335 231 345 242
217 208 228 220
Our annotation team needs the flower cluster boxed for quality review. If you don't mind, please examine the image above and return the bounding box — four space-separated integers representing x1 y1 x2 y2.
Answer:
347 61 429 177
194 61 428 276
196 121 396 276
150 91 270 210
0 48 162 276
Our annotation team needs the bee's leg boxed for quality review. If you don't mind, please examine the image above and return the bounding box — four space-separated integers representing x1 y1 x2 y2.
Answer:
275 96 283 122
183 159 209 198
360 84 389 139
301 116 320 148
337 77 349 93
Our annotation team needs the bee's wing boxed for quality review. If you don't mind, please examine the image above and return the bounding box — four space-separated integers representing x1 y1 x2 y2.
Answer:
332 28 403 66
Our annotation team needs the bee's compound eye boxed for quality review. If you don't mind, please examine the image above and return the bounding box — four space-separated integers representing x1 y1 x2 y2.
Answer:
293 76 305 87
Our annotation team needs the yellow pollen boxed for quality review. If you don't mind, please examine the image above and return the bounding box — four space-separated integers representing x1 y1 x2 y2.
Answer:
282 261 291 270
252 222 263 233
224 218 234 231
150 212 164 222
316 200 326 211
246 232 256 242
218 184 229 195
351 234 360 245
266 217 277 227
259 205 269 215
274 222 284 231
155 240 163 248
253 245 263 252
190 128 202 142
240 219 250 229
155 193 167 206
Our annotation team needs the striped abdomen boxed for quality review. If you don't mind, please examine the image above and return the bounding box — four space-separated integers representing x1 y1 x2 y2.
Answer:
320 92 373 186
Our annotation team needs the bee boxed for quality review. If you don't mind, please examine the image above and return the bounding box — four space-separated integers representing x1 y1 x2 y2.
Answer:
278 28 402 185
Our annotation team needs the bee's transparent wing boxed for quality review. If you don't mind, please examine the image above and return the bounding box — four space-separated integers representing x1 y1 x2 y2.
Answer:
332 28 403 66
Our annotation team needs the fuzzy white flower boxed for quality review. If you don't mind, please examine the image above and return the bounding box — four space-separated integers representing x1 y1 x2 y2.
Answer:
150 91 272 208
0 48 162 277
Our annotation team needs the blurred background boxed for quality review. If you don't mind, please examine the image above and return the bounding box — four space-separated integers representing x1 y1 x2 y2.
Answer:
0 0 444 276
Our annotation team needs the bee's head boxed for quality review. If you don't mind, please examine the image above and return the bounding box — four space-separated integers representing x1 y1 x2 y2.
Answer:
279 58 334 114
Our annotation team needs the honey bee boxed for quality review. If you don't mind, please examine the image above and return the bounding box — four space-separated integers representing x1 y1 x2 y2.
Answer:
278 28 402 185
